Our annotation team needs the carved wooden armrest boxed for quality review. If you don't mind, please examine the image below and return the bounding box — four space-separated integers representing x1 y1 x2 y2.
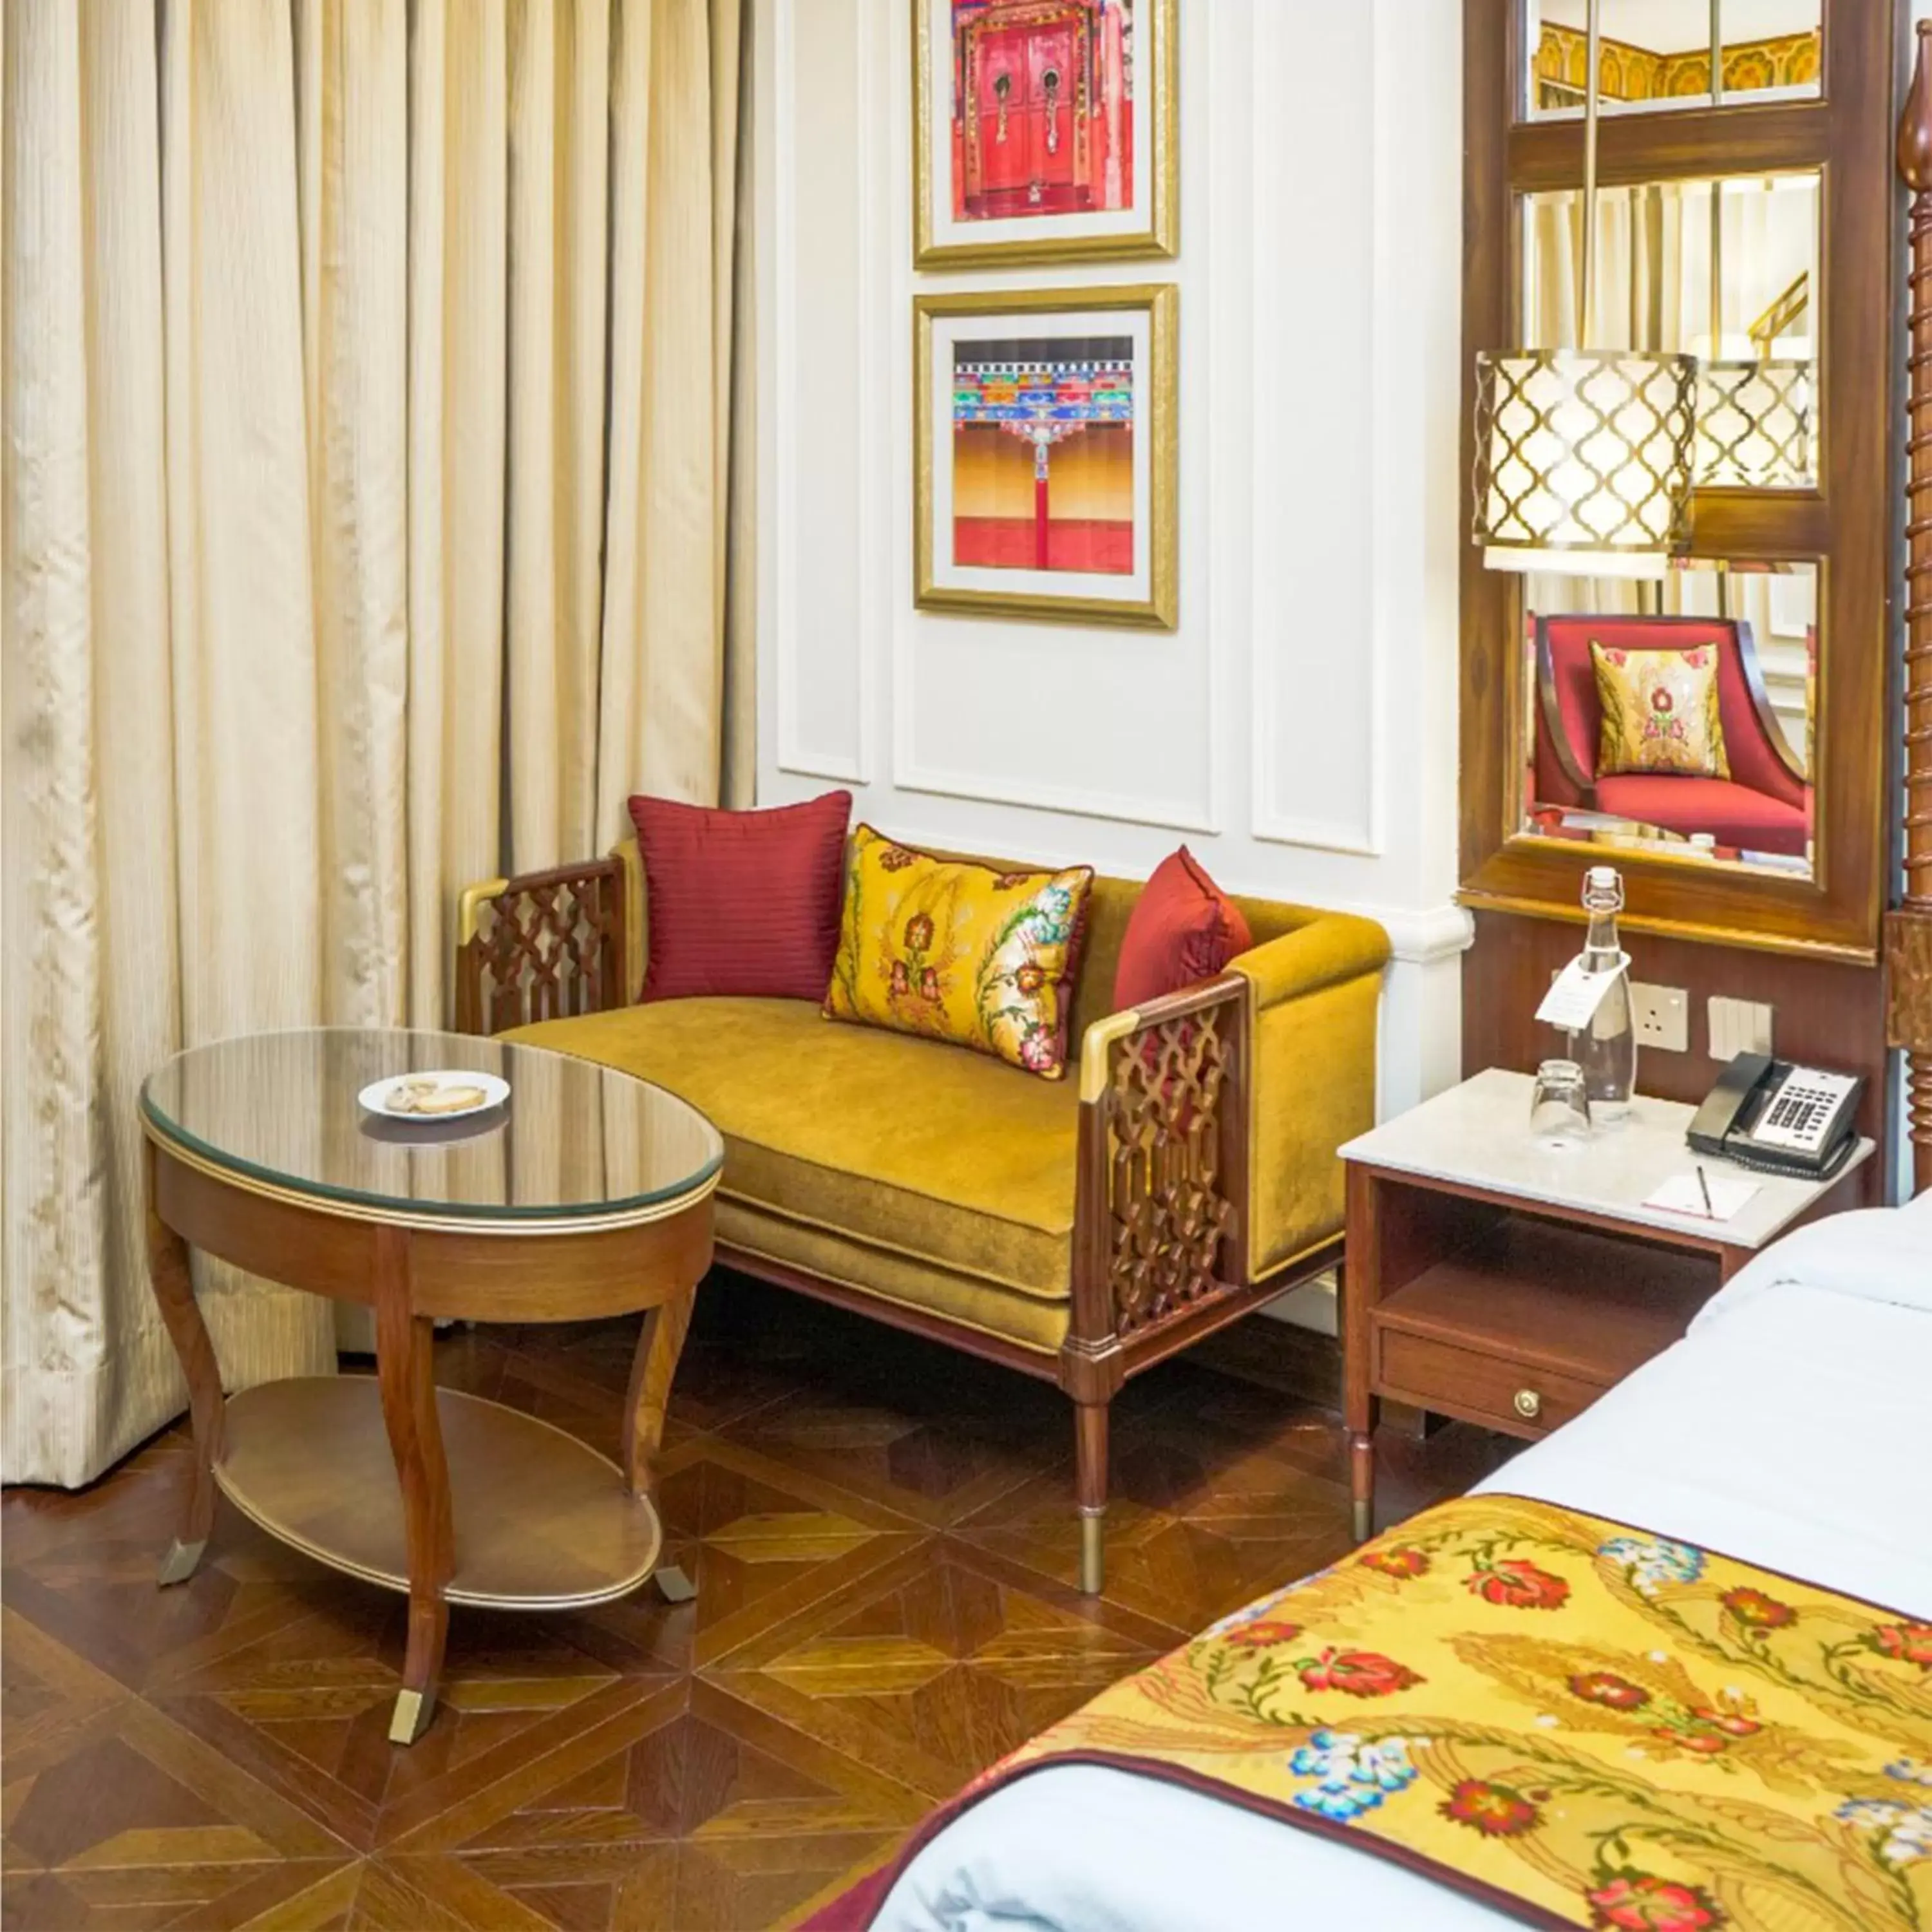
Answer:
1069 974 1249 1350
454 857 629 1036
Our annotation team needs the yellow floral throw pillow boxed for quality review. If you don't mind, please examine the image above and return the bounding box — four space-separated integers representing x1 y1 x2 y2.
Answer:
1591 640 1732 780
823 827 1093 1079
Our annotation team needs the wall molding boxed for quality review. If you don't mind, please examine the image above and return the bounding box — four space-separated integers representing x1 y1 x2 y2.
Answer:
849 0 884 786
771 0 874 789
888 750 1221 836
1246 0 1383 862
1251 811 1383 859
1367 901 1475 966
886 0 1218 837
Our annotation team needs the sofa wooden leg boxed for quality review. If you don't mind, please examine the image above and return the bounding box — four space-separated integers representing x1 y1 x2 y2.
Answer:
1074 1398 1108 1595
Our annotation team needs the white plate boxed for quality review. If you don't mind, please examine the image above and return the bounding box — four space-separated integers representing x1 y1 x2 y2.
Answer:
358 1070 510 1122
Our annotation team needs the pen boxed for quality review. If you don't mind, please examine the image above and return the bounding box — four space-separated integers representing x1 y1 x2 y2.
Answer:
1696 1164 1713 1217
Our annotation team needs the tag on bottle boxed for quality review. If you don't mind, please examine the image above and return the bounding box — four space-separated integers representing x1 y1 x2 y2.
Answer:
1535 953 1629 1032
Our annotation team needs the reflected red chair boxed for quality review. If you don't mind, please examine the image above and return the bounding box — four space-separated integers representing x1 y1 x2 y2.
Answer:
1533 614 1812 858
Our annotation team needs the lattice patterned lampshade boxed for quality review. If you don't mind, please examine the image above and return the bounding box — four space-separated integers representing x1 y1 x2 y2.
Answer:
1694 357 1813 488
1473 348 1698 578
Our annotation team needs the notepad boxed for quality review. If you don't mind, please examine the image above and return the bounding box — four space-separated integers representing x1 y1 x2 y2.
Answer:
1643 1171 1759 1222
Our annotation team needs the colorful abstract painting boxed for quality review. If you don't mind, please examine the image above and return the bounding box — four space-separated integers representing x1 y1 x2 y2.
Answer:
915 287 1175 627
951 334 1134 576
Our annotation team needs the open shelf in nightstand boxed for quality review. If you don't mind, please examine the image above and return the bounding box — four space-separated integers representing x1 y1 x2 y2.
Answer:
1373 1207 1720 1387
1350 1171 1736 1448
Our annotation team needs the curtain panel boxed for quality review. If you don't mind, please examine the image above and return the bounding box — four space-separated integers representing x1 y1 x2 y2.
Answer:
1 0 752 1488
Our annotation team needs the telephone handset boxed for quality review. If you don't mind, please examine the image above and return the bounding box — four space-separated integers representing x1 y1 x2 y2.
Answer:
1685 1052 1862 1179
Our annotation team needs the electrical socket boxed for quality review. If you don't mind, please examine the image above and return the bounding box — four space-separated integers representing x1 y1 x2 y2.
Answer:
1630 981 1689 1052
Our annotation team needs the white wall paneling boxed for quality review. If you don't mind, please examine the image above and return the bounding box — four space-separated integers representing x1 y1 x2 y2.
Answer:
1249 0 1381 857
754 0 1472 1149
764 0 873 784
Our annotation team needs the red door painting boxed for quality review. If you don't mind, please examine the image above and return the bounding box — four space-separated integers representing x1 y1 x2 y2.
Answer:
968 19 1079 216
953 2 1132 222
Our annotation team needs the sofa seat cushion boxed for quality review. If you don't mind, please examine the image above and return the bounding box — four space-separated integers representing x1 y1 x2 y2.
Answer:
509 998 1081 1316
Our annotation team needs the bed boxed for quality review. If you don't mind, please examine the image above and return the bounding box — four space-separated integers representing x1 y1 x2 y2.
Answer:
855 1195 1932 1932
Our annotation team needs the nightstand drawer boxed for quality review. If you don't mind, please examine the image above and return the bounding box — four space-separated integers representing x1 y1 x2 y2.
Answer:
1376 1329 1603 1438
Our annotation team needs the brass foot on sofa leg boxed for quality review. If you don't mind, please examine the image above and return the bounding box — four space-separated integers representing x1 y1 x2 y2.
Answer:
1078 1508 1105 1595
1351 1497 1372 1544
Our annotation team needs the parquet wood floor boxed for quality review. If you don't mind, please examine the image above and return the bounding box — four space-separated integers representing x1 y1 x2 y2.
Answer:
3 1273 1514 1931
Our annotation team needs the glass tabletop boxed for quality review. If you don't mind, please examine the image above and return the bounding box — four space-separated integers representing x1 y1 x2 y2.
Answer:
141 1029 723 1223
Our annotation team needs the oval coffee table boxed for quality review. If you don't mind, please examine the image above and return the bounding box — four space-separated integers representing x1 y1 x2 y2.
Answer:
140 1028 721 1744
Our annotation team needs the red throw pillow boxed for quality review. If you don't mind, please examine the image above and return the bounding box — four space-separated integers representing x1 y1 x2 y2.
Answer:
1111 847 1252 1010
628 790 853 1002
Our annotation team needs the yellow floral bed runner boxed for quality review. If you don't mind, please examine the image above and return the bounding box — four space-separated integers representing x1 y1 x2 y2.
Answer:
980 1499 1932 1931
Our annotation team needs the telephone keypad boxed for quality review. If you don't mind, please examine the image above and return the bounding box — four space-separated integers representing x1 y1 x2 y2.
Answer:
1755 1070 1856 1151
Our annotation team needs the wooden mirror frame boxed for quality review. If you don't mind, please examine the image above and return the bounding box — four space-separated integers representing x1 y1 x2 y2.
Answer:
1459 0 1903 961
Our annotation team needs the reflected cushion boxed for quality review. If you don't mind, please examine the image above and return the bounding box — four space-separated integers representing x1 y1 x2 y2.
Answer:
1591 641 1732 780
1112 846 1253 1010
629 790 852 1002
824 826 1092 1079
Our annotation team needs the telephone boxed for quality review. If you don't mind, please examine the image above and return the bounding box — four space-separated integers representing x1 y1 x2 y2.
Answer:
1686 1053 1863 1179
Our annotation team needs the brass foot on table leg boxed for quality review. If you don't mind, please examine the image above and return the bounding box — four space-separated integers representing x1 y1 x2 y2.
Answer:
1077 1509 1105 1596
156 1539 206 1586
388 1687 436 1745
1351 1498 1372 1544
654 1563 697 1604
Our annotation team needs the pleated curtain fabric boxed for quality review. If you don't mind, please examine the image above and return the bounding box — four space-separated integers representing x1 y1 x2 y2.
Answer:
0 0 752 1488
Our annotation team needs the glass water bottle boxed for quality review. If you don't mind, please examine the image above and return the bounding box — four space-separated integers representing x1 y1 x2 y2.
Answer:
1568 866 1636 1122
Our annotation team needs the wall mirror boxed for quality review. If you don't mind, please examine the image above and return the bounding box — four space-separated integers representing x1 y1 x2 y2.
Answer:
1518 559 1816 878
1460 1 1893 960
1523 1 1823 119
1521 172 1818 488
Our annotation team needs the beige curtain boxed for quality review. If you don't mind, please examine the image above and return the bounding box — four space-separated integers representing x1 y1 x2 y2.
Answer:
1526 178 1816 360
1 0 752 1488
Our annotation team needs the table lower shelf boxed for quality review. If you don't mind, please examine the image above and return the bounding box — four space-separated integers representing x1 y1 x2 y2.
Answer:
214 1376 662 1611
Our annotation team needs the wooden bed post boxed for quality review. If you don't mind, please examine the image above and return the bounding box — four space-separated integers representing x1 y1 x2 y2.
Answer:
1893 21 1932 1197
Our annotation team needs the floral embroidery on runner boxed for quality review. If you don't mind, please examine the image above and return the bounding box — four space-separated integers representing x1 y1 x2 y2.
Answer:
976 1497 1932 1929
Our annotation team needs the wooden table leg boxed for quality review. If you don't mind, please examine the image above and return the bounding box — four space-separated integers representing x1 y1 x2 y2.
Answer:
623 1285 697 1600
374 1227 451 1745
146 1146 225 1586
1342 1173 1382 1544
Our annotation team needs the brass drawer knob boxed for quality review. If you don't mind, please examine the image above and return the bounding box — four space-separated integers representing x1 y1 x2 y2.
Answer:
1513 1387 1542 1421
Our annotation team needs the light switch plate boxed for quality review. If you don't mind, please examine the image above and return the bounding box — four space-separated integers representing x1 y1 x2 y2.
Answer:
1709 995 1774 1061
1630 981 1689 1052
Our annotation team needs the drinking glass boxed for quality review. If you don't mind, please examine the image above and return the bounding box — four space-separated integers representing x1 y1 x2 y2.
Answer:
1530 1058 1592 1146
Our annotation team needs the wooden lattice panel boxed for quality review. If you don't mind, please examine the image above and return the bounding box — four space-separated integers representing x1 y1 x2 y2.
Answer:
1101 1010 1235 1334
459 861 625 1035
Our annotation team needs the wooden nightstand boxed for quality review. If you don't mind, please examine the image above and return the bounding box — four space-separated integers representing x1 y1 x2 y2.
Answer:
1339 1068 1873 1542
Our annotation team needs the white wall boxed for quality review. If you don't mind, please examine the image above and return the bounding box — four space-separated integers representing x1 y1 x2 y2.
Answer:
752 0 1470 1122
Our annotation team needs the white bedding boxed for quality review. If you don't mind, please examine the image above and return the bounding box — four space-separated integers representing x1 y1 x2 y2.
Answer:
873 1197 1932 1932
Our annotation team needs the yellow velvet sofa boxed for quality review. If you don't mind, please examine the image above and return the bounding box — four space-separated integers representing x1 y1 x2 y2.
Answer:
455 840 1390 1591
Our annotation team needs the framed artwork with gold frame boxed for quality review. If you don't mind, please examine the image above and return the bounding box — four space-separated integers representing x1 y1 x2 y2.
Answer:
913 0 1177 270
914 284 1177 629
